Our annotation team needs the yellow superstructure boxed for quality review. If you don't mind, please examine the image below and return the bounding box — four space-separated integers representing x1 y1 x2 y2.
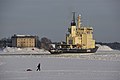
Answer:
66 13 95 49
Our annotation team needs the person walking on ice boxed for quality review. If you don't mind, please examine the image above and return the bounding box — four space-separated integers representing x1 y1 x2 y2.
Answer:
36 63 41 71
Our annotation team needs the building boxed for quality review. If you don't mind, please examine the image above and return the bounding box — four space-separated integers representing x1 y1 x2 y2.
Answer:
66 13 95 49
11 34 38 48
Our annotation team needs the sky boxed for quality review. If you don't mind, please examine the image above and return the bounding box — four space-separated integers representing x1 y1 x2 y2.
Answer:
0 0 120 42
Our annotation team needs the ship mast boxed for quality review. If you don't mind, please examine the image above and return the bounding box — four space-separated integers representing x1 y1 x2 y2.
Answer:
71 12 76 26
77 14 81 28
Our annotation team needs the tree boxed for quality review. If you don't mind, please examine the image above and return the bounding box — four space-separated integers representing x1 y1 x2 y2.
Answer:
40 37 52 50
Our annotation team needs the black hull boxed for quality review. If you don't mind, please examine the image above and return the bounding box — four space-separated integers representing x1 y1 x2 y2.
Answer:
49 46 98 54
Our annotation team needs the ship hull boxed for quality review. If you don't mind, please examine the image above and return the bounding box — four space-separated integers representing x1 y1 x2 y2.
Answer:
49 46 98 54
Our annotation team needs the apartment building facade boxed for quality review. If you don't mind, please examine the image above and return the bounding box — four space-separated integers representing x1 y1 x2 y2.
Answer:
11 34 38 48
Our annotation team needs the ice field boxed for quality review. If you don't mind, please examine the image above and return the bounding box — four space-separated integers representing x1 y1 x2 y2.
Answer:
0 45 120 80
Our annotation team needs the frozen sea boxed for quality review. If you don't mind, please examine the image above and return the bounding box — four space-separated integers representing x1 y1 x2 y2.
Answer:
0 49 120 80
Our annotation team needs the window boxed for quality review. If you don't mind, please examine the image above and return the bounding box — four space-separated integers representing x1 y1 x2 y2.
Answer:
69 40 73 44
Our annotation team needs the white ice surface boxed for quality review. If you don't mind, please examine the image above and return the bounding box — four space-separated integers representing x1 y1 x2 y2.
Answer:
96 44 113 51
1 47 50 54
0 46 120 80
0 54 120 80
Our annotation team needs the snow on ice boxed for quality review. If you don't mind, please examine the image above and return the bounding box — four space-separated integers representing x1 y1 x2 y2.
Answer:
0 45 120 80
0 56 120 80
97 44 113 51
0 47 50 54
